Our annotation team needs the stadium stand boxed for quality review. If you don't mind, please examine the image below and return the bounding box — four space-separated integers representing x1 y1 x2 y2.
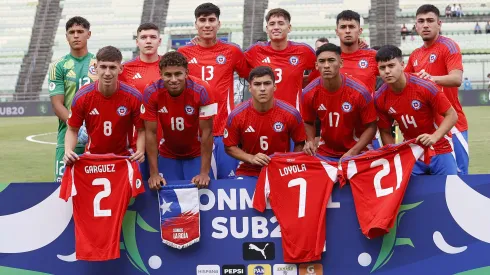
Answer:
0 0 37 101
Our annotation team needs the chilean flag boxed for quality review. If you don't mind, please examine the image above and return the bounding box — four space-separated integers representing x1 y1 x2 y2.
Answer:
158 184 200 249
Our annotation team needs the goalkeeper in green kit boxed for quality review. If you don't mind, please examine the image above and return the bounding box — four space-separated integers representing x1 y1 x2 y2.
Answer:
48 16 97 181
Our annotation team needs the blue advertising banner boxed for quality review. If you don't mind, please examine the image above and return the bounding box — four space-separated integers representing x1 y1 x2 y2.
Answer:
0 175 490 274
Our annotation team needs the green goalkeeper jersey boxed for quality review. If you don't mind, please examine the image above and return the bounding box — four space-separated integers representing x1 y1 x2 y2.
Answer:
48 53 97 148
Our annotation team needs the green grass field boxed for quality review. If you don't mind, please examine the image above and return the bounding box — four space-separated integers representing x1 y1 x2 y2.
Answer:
0 106 489 183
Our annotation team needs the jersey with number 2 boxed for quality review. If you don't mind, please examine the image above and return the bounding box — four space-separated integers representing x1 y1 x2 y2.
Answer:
253 153 338 262
60 154 145 261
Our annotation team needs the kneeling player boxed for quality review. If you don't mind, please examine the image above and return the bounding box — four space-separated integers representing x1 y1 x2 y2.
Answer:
224 66 307 179
375 45 458 175
64 46 145 165
302 43 377 162
142 52 216 189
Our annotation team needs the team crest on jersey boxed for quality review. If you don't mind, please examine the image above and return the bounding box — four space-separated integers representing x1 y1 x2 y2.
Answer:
185 105 195 115
223 128 229 138
48 82 56 91
89 65 96 75
411 100 422 110
358 59 368 69
140 104 145 114
68 110 72 118
342 102 352 112
216 55 226 64
117 106 128 116
289 56 299 66
273 122 284 132
429 54 437 63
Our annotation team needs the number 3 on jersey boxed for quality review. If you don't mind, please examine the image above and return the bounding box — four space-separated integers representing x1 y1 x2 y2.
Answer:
274 68 282 83
93 178 112 217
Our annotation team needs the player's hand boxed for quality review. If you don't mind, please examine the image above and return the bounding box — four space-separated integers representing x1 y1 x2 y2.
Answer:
248 153 271 166
416 69 433 81
416 133 438 146
130 150 145 163
358 38 369 49
148 173 166 190
63 150 79 165
340 148 359 162
191 173 211 189
303 141 317 156
190 36 200 45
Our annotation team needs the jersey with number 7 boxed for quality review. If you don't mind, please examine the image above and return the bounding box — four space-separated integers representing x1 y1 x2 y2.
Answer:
60 154 145 260
253 153 338 263
67 81 143 156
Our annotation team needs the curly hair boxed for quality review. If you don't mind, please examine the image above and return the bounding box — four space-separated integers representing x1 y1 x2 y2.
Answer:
159 51 188 71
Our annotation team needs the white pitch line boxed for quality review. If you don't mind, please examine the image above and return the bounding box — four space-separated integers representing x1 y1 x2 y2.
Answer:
25 132 57 145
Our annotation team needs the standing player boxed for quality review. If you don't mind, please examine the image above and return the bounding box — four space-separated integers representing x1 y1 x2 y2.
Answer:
375 45 458 175
405 5 468 175
63 46 145 165
49 16 97 181
245 8 316 110
142 52 216 190
302 44 377 161
178 3 251 179
120 22 162 181
224 66 307 179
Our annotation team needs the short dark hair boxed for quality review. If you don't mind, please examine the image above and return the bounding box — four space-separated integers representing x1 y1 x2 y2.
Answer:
265 8 291 23
66 16 90 31
316 43 341 57
137 23 159 35
375 45 403 62
248 66 275 82
371 45 381 51
195 2 220 19
336 10 361 25
416 4 440 17
316 37 329 43
96 46 122 63
159 51 188 71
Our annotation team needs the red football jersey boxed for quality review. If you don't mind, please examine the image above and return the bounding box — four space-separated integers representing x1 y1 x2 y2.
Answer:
223 99 307 177
306 49 378 92
301 75 377 158
375 73 453 155
68 81 143 156
60 154 145 260
120 56 163 150
120 56 161 93
178 41 251 136
340 48 379 92
405 35 467 132
245 41 316 108
339 140 425 239
141 76 217 158
253 153 338 263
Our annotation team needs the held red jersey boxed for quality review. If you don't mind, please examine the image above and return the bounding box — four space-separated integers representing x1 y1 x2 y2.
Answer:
120 56 163 151
141 76 217 158
339 140 425 239
405 35 467 132
223 99 307 177
306 49 378 92
178 41 251 136
59 154 145 261
301 75 377 158
253 153 338 263
245 41 316 108
68 81 143 156
375 74 453 155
